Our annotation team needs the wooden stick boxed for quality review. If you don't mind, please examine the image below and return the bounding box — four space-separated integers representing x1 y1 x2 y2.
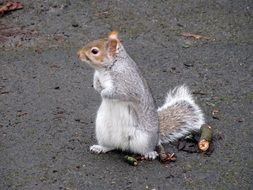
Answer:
156 144 167 162
124 156 138 166
198 124 213 151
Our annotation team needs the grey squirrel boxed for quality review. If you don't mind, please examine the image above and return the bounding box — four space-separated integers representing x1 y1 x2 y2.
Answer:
77 31 205 160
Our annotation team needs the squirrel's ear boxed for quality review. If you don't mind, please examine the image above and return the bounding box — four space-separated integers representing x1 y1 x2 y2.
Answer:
107 31 119 57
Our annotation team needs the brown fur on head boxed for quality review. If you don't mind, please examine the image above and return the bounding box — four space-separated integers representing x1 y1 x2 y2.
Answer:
77 31 120 68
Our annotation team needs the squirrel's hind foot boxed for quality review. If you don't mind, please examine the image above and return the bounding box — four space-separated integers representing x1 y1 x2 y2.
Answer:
90 145 113 154
144 151 158 160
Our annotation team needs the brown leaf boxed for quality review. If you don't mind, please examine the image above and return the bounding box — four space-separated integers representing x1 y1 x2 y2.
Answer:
0 2 24 16
181 32 210 40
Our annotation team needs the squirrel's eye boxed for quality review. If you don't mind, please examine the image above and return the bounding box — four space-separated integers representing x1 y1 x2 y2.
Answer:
91 48 99 55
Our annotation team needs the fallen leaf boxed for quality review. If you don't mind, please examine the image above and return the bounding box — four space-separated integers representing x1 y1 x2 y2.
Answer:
178 141 186 150
181 32 210 40
0 2 24 16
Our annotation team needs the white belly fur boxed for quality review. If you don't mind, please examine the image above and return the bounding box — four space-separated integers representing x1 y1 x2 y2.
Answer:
95 99 150 154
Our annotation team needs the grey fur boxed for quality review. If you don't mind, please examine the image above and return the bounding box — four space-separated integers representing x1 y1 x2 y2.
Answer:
93 72 103 93
95 44 159 150
158 85 205 142
90 41 204 154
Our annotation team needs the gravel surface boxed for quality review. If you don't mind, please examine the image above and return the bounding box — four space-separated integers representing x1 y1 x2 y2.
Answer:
0 0 252 190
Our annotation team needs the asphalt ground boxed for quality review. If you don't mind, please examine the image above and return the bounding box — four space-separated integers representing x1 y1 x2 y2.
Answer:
0 1 252 189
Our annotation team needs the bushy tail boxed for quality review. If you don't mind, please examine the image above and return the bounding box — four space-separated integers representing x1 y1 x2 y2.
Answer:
157 85 205 143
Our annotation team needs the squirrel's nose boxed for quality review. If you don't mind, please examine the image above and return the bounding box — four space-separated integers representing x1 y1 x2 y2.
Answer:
77 49 88 61
77 49 89 61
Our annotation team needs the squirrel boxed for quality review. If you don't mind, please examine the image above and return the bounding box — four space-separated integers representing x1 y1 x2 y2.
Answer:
77 31 205 160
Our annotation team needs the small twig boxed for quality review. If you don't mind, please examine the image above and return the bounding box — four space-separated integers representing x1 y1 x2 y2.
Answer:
124 156 138 166
181 32 210 40
1 91 9 94
95 11 109 17
156 144 176 163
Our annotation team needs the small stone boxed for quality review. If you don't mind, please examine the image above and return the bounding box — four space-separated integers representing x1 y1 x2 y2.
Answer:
72 23 79 27
182 43 191 48
236 118 244 122
184 62 194 67
75 119 81 122
177 23 184 27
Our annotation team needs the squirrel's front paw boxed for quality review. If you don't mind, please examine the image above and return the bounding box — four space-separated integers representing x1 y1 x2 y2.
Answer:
101 88 114 99
93 83 103 93
94 86 103 93
144 151 158 160
90 145 112 154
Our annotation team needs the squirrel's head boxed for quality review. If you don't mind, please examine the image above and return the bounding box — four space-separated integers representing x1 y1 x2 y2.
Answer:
77 31 120 68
